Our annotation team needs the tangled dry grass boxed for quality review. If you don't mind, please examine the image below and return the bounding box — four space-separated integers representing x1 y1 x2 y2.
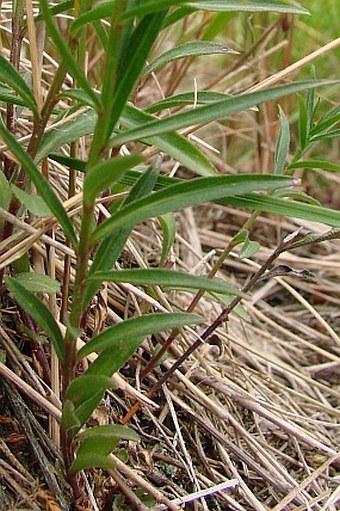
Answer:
0 3 339 510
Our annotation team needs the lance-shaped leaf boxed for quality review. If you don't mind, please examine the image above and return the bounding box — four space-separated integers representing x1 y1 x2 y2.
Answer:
0 122 76 246
146 90 231 114
218 194 340 228
184 1 309 15
92 174 296 241
121 104 216 176
121 0 189 20
84 154 143 204
87 269 245 300
0 55 39 120
5 277 64 360
110 81 334 147
11 272 60 294
288 160 340 173
143 41 238 76
274 105 290 175
69 424 139 473
158 213 176 266
62 375 115 433
35 107 97 163
78 312 204 358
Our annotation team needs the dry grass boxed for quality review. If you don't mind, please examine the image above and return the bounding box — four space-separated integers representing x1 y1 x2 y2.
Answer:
0 4 339 511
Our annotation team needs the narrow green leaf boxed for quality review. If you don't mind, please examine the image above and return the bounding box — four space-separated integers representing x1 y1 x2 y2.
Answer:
121 0 189 19
48 97 216 177
35 108 97 162
0 84 27 108
70 1 116 34
87 269 245 300
274 189 320 206
310 128 340 142
309 105 340 137
108 10 168 134
70 390 106 434
65 375 115 407
0 170 11 214
306 67 316 131
0 122 76 246
40 0 101 110
84 336 144 378
110 81 335 147
298 94 308 150
80 424 139 442
12 185 52 217
218 194 340 227
143 41 238 76
288 160 340 173
274 105 290 175
158 213 176 266
184 1 310 15
62 400 81 431
69 453 115 474
121 104 216 176
78 312 205 358
83 165 159 308
34 0 73 22
84 154 143 204
11 272 60 294
63 375 115 433
5 277 64 360
146 90 231 114
0 54 39 120
92 174 296 241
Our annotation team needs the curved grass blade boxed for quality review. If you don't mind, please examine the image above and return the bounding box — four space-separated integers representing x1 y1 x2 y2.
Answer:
78 312 204 358
143 41 238 76
110 81 335 147
92 174 296 241
5 277 64 360
87 269 245 299
0 55 39 121
0 122 77 245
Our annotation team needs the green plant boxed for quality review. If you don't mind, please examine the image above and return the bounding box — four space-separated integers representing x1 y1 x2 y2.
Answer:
0 0 339 506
